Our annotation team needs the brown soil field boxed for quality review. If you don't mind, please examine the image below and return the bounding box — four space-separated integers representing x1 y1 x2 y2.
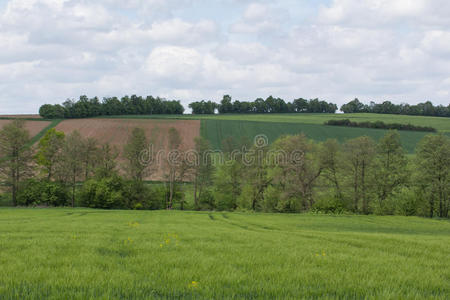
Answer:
0 114 42 119
55 118 201 180
0 120 51 138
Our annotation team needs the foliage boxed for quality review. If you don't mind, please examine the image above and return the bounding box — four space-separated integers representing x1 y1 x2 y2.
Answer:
0 120 33 205
415 134 450 218
17 179 69 207
340 98 450 117
39 95 184 119
324 118 436 132
210 95 337 114
189 101 218 114
80 176 126 209
36 128 65 180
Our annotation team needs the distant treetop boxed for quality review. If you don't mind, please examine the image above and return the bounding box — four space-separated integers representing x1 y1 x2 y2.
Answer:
340 98 450 117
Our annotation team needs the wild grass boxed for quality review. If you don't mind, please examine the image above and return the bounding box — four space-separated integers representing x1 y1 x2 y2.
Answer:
0 209 448 299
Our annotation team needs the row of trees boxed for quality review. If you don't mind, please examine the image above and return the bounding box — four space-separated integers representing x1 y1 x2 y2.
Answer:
341 98 450 117
39 95 185 119
0 120 184 209
189 95 338 114
1 120 449 218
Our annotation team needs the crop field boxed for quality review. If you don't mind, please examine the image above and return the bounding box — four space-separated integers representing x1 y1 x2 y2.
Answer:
0 209 448 299
54 119 200 180
103 113 450 133
200 119 429 153
0 119 51 139
102 113 449 153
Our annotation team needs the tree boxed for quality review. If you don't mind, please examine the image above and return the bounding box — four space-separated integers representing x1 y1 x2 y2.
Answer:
342 136 376 214
56 131 85 207
267 134 323 212
164 127 189 209
82 137 99 180
415 134 450 218
374 131 408 211
0 120 33 206
123 128 148 182
218 95 233 113
238 139 270 211
95 143 119 179
340 98 367 113
192 137 214 210
319 139 343 201
36 128 65 180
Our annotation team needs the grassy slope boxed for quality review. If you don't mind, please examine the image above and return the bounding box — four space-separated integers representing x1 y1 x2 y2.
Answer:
0 209 448 299
200 119 429 153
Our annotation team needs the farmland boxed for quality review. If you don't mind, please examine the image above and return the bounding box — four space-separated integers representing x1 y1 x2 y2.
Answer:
102 113 450 133
0 209 448 299
200 119 430 153
0 119 51 139
95 113 450 153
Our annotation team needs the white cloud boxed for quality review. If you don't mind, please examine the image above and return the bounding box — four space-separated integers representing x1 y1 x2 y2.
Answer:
0 0 449 114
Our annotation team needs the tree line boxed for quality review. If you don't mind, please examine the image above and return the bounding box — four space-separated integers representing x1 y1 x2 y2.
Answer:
39 95 185 119
324 119 436 132
341 98 450 117
189 95 338 114
1 120 449 218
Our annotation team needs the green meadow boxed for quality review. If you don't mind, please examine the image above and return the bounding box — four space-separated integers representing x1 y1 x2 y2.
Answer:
0 209 449 299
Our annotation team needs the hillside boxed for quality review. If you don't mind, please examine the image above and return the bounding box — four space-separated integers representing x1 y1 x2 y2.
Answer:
99 113 449 153
1 113 447 155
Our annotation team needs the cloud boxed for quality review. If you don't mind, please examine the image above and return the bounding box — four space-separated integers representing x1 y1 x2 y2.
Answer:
0 0 449 114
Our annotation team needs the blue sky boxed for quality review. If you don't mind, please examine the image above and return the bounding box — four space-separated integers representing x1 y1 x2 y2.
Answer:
0 0 449 114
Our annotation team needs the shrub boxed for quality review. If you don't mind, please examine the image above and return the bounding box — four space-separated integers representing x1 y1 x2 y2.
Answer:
324 119 436 132
80 176 125 209
17 179 69 206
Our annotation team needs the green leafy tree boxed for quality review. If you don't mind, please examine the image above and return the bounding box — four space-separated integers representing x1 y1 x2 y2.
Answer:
319 139 343 201
56 131 85 207
164 127 189 209
95 143 119 179
342 136 376 214
374 131 408 212
123 128 148 182
0 120 33 206
192 137 214 210
36 128 65 180
415 134 450 218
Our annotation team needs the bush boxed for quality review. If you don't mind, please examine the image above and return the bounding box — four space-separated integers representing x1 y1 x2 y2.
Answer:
313 194 345 214
324 119 436 132
80 176 126 209
80 177 167 210
18 179 69 206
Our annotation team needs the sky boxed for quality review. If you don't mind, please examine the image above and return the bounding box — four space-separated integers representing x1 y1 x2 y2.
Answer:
0 0 449 114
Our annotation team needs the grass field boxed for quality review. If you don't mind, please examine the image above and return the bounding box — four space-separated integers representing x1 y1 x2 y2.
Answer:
0 209 449 299
200 119 430 153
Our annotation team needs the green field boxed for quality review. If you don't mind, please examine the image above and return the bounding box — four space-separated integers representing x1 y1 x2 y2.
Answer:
200 119 430 153
0 209 449 299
